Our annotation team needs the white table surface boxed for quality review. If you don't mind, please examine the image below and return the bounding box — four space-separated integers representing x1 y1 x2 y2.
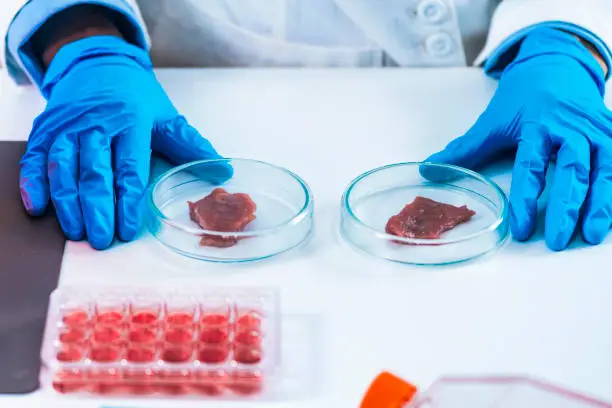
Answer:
2 68 612 408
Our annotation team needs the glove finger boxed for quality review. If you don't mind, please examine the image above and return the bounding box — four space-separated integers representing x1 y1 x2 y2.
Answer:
19 124 52 216
545 131 591 251
509 124 552 241
422 113 509 182
48 132 85 240
581 144 612 245
153 115 233 184
114 125 151 242
79 129 115 250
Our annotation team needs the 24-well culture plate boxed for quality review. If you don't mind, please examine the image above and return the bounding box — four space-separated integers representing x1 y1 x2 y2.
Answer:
41 285 280 399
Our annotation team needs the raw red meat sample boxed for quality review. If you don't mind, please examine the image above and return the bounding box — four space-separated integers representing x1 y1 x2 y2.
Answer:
188 188 257 248
385 196 475 241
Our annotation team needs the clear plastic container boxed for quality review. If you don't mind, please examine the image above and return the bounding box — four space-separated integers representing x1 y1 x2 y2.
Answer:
340 162 509 265
361 372 612 407
41 285 280 399
146 158 313 262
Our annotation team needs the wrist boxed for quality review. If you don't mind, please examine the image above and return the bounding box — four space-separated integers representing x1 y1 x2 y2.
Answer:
509 28 606 96
30 5 123 68
573 34 608 77
41 36 153 99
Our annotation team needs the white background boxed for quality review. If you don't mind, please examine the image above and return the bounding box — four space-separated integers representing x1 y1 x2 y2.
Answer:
0 1 24 68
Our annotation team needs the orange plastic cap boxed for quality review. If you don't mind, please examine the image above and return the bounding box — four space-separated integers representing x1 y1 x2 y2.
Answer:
361 371 418 408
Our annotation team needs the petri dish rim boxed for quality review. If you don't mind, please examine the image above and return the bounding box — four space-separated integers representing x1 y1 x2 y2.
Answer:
341 161 508 246
147 158 313 238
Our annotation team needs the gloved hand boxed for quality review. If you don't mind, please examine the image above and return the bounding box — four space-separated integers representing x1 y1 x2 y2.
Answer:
20 36 225 250
425 28 612 251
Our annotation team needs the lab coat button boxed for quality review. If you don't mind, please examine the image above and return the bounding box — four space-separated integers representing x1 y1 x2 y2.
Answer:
417 0 448 24
425 32 454 57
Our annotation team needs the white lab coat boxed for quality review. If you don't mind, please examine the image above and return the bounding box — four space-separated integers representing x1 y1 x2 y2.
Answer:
2 0 612 87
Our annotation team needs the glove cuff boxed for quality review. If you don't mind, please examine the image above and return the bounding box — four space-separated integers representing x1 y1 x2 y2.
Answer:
508 27 606 96
41 35 153 99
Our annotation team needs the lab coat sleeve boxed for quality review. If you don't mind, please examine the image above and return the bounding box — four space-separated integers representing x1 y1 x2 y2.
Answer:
2 0 150 88
474 0 612 80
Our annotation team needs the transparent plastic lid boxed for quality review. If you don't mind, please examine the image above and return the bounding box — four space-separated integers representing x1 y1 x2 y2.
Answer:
341 162 509 265
146 158 313 263
362 372 612 408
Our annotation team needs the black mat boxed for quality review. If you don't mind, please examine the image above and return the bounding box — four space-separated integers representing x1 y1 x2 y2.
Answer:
0 141 65 393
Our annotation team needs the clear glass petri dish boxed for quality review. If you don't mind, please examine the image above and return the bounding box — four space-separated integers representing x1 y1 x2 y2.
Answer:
340 162 509 265
146 158 313 263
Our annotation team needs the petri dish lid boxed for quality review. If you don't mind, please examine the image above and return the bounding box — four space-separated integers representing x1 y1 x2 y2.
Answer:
145 158 314 263
361 371 418 408
340 162 509 265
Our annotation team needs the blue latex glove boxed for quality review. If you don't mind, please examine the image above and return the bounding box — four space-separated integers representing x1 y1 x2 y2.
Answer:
426 28 612 251
20 36 225 249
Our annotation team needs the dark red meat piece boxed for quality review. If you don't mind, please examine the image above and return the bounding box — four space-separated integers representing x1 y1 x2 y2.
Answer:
385 196 475 240
188 188 256 248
